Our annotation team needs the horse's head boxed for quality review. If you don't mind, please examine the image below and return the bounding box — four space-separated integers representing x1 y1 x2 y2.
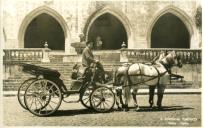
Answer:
159 51 182 69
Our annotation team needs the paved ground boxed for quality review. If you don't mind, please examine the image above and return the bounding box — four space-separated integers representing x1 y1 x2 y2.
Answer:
3 94 201 127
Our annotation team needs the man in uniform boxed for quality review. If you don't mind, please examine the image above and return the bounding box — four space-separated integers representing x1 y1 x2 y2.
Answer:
82 41 105 82
82 41 98 67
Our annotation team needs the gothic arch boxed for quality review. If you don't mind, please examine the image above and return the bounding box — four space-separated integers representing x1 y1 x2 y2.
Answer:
18 6 69 48
83 6 132 44
147 6 195 48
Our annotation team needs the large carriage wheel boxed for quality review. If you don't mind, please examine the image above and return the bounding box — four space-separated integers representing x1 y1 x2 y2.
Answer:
17 78 37 110
90 86 115 112
24 79 62 116
80 83 94 109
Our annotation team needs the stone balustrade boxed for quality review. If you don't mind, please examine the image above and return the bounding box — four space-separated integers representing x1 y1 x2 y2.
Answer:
3 48 51 63
120 48 201 64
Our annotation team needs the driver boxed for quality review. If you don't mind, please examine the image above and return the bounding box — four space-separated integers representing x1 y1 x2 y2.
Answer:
82 41 98 67
82 41 105 81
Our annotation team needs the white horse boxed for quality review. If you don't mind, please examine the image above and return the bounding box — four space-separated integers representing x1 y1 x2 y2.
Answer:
113 51 182 111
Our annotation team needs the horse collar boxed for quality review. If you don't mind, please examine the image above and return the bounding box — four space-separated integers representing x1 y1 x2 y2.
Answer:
159 61 171 74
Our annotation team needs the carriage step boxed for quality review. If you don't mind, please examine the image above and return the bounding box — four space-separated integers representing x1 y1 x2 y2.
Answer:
64 90 80 94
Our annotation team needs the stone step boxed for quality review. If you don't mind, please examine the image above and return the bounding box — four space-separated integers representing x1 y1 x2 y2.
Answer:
4 60 193 91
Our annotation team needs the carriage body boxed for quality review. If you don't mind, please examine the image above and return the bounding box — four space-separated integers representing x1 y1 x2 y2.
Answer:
18 63 115 116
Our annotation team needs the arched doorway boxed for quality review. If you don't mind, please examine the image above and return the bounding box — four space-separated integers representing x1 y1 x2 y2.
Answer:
88 13 127 50
24 13 65 50
151 13 190 48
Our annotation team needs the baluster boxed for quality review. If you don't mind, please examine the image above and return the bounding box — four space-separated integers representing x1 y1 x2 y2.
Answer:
131 51 135 57
28 52 31 60
19 51 21 60
18 51 21 60
16 51 19 60
195 51 198 62
11 51 14 60
31 51 34 60
36 51 39 60
141 50 144 60
32 51 35 60
18 51 24 60
24 51 27 60
198 50 201 63
150 51 153 61
191 51 195 64
6 50 10 60
187 52 190 63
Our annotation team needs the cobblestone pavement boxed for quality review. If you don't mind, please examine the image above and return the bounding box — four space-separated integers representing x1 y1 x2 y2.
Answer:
3 94 201 127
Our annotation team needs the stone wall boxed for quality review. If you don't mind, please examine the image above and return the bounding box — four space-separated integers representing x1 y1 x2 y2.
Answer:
3 0 201 54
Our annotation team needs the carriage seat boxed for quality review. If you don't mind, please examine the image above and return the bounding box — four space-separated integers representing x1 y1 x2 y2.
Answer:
71 64 90 80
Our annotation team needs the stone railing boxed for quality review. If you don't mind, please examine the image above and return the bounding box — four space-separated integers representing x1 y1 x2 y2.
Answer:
120 48 201 64
3 48 51 63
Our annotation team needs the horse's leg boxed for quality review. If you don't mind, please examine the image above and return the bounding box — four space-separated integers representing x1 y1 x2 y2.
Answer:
132 88 140 111
115 88 122 110
123 85 130 111
157 84 166 109
149 86 156 108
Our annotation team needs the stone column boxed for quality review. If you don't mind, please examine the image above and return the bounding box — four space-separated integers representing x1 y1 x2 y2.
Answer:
120 49 128 62
41 48 50 62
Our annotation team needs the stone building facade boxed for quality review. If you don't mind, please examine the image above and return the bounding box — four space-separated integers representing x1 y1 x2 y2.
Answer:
2 0 202 55
2 0 202 91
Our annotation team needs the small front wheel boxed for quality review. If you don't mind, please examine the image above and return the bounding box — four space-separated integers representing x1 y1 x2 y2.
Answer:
90 86 115 112
80 83 94 109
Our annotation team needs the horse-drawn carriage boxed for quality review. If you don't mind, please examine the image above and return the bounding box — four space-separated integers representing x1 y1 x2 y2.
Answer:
18 62 115 116
18 51 183 116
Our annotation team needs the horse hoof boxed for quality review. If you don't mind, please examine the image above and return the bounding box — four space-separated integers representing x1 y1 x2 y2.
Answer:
149 105 155 110
157 106 163 110
135 107 140 111
123 108 129 112
117 107 122 111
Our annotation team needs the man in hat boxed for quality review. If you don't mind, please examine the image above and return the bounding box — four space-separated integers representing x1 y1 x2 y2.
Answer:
82 41 105 82
82 41 98 67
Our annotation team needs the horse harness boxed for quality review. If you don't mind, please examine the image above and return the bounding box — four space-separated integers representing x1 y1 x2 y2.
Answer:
123 63 168 87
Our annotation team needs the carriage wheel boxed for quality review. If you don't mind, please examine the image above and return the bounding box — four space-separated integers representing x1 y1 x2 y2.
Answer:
17 78 37 110
80 83 94 109
24 79 62 116
90 86 115 112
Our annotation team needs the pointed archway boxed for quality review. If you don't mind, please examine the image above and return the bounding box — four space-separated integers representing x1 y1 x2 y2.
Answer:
151 13 190 48
147 6 195 48
18 6 69 50
24 13 65 50
83 6 132 50
88 13 127 50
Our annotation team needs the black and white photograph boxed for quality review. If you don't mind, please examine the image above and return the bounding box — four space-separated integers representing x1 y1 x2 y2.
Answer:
0 0 202 127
